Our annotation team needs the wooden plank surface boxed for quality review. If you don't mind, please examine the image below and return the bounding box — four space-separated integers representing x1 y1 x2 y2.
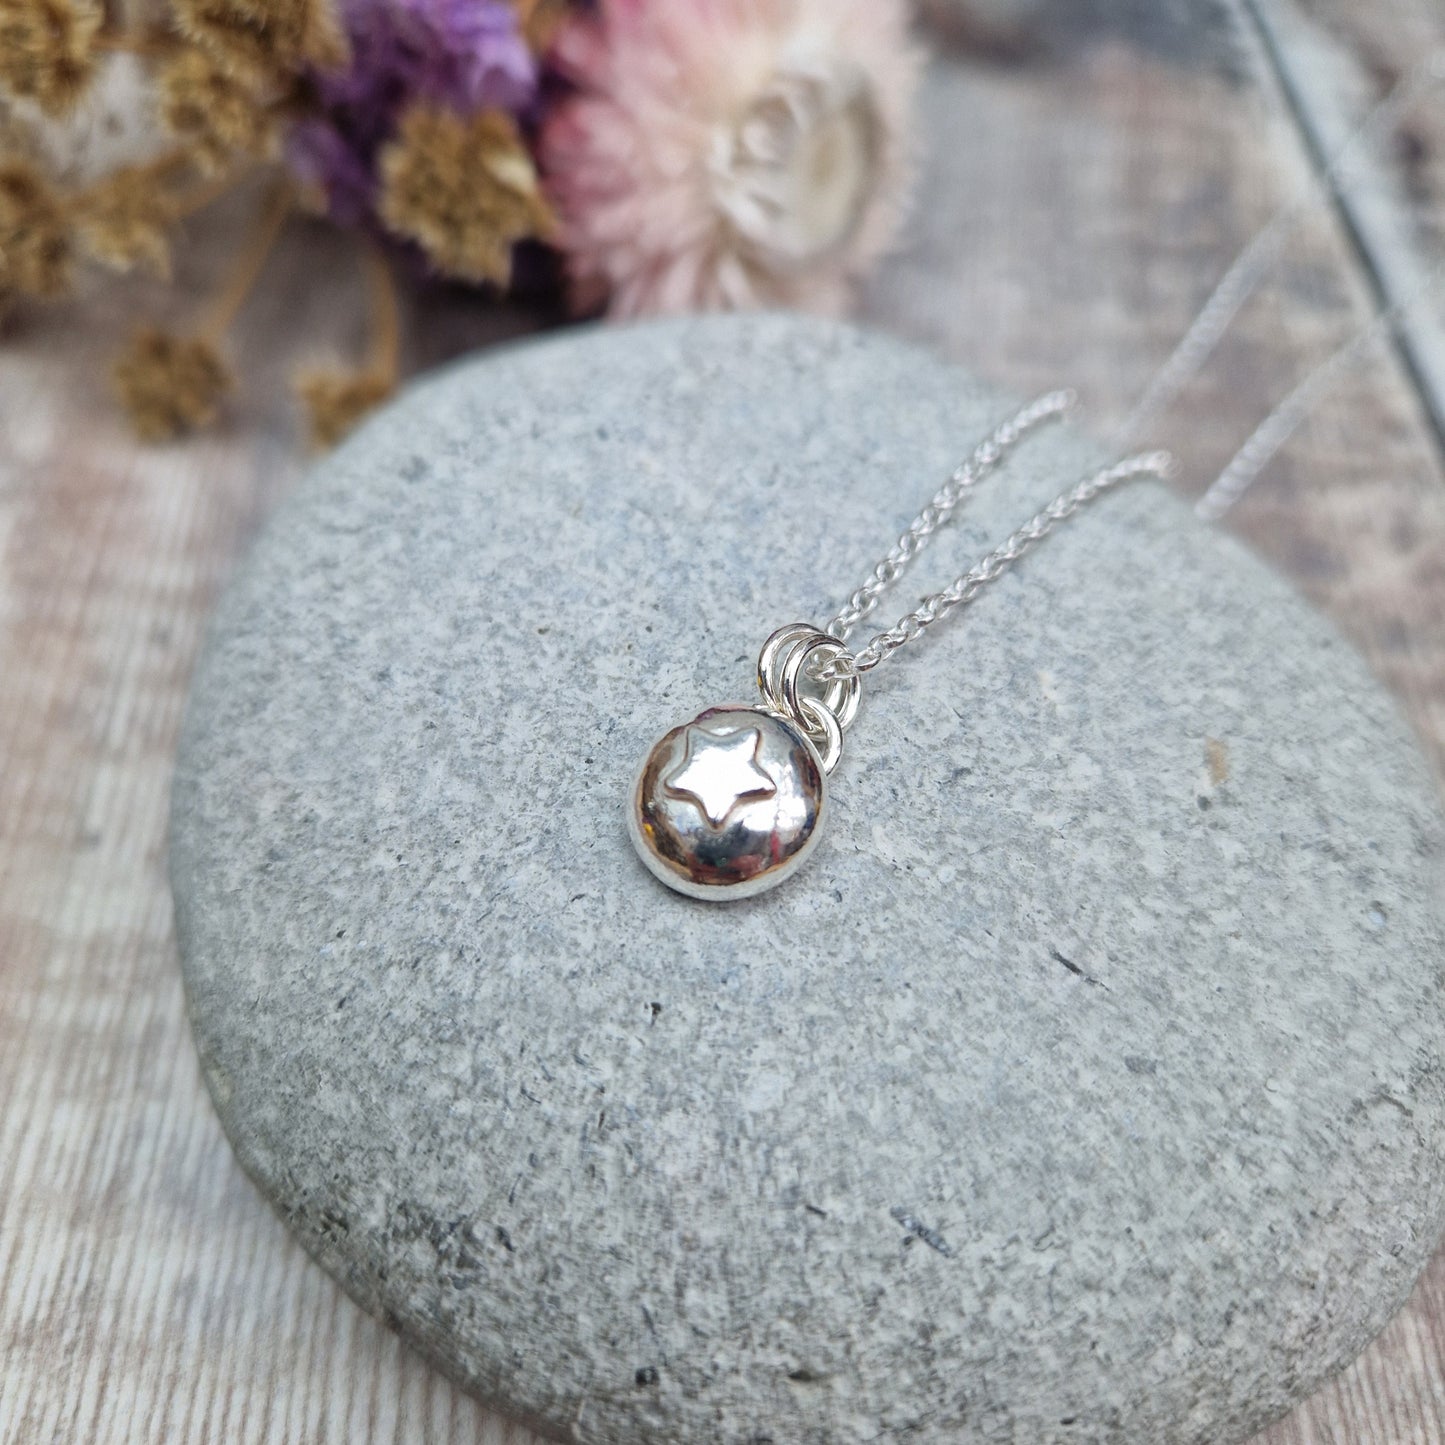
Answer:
3 1 1444 1441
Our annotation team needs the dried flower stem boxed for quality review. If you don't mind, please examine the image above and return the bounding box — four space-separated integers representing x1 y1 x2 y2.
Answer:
292 241 403 449
65 147 189 221
92 30 180 60
145 148 193 187
362 243 400 378
170 162 258 220
69 146 191 207
200 176 292 338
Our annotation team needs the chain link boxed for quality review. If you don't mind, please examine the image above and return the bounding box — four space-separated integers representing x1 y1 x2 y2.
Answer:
813 447 1176 682
824 390 1078 642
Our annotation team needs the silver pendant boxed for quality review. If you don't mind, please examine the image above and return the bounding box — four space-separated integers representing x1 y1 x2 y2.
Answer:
629 627 860 901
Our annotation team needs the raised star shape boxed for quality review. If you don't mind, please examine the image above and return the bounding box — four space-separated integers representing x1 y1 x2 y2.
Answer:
664 724 777 828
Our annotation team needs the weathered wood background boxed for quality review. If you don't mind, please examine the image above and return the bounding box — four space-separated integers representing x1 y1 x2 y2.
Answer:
3 0 1444 1440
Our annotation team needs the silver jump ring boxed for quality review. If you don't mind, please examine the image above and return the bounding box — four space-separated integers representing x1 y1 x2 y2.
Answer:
780 633 861 735
757 623 863 748
795 695 844 775
757 623 817 714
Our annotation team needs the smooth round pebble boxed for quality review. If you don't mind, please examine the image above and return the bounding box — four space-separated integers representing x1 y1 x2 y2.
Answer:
172 314 1445 1445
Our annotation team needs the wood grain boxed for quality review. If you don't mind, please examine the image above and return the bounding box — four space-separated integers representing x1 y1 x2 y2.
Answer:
3 1 1444 1441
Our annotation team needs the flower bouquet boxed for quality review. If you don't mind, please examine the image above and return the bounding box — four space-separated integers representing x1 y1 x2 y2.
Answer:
0 0 918 443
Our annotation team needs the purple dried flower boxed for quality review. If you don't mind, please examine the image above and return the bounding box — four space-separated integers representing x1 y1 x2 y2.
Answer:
287 0 538 225
325 0 536 113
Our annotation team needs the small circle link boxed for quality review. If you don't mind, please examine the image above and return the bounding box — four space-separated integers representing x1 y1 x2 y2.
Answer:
757 624 819 711
781 634 860 735
795 696 844 774
756 624 862 773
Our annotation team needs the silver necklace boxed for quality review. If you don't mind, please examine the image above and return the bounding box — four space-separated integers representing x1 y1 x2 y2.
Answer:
628 395 1175 900
627 58 1445 902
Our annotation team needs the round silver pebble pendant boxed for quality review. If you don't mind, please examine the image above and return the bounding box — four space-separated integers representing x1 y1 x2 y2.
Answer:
629 704 828 901
629 625 861 901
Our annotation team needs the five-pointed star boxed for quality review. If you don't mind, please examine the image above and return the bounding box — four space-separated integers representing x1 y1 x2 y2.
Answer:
664 725 776 827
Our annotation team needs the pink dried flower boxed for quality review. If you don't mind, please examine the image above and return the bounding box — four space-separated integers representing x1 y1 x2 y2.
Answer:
539 0 921 317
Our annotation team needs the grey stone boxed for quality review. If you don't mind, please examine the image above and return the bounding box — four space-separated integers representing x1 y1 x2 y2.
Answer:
171 314 1445 1445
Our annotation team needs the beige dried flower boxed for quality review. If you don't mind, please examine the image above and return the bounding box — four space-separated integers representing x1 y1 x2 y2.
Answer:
0 0 102 116
157 46 276 173
0 158 73 296
74 161 182 275
541 0 920 316
295 367 394 448
113 326 232 439
378 107 553 287
169 0 348 80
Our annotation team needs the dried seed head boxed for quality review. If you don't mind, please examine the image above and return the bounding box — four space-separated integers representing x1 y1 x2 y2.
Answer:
378 106 553 287
74 162 182 275
0 0 102 116
157 45 276 173
169 0 347 81
295 366 394 448
0 157 73 297
113 327 232 439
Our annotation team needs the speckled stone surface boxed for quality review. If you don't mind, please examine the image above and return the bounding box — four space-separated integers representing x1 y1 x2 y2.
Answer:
172 314 1445 1445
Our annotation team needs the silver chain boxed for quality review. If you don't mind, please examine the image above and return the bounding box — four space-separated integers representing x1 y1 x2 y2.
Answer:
800 390 1176 682
815 445 1175 680
756 397 1175 758
823 389 1077 641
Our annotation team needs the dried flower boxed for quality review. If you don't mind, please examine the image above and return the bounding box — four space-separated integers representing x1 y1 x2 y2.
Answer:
157 47 277 173
0 158 72 296
327 0 536 112
293 240 398 446
170 0 349 81
74 161 182 274
112 327 232 439
286 0 535 225
540 0 920 316
378 105 551 285
0 0 102 116
295 365 393 446
107 179 286 438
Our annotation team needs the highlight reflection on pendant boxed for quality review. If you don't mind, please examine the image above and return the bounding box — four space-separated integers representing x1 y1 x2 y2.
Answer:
629 705 828 900
664 723 777 826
